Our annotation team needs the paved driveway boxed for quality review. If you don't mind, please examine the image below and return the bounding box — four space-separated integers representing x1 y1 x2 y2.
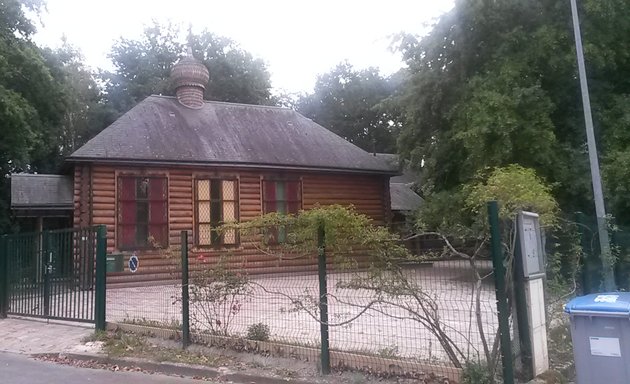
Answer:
0 317 93 354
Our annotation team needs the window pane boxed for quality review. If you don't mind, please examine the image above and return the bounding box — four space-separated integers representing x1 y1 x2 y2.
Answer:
223 201 236 222
223 180 236 200
276 182 285 203
199 224 212 245
210 179 221 201
224 229 236 244
136 224 148 246
137 201 149 224
137 178 149 199
211 228 221 245
211 200 221 225
197 179 209 200
198 202 210 222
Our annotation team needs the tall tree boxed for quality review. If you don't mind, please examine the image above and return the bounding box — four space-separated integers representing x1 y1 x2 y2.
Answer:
396 0 630 222
102 23 273 115
0 0 67 231
297 63 400 153
42 40 116 157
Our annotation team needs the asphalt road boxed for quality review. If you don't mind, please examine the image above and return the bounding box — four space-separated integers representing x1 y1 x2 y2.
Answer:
0 352 213 384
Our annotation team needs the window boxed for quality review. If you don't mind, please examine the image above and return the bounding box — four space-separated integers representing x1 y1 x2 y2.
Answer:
118 176 168 249
262 180 301 215
262 179 301 243
195 179 238 246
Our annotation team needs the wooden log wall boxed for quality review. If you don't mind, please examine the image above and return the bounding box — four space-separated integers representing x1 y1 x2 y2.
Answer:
74 164 391 281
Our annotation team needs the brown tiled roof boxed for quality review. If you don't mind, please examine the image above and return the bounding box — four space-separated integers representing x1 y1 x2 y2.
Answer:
68 96 398 174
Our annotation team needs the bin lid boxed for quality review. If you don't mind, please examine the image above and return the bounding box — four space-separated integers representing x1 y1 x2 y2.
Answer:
565 292 630 316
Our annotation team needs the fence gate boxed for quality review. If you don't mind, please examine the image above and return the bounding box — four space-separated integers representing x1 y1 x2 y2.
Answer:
0 227 106 326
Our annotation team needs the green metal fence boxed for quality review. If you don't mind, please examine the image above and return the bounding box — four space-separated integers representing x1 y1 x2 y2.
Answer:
0 226 106 328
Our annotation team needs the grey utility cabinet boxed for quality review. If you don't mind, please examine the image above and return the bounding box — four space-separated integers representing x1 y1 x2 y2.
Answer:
565 292 630 384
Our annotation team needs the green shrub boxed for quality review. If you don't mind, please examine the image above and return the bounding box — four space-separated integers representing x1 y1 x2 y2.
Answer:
246 322 270 341
461 361 493 384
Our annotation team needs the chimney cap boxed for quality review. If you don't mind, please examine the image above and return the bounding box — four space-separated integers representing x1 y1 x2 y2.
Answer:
170 49 209 92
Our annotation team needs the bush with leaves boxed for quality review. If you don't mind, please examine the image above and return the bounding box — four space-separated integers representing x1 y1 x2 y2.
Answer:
228 205 479 369
189 257 252 337
246 322 270 341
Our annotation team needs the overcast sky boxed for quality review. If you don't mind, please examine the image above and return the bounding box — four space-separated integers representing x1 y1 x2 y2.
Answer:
33 0 453 94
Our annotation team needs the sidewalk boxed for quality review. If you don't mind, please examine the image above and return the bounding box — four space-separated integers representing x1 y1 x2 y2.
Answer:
0 317 93 354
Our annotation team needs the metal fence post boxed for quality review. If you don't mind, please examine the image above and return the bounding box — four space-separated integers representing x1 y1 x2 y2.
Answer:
513 227 532 379
43 231 51 318
0 235 7 318
95 225 107 331
181 230 190 349
488 201 514 384
317 221 331 375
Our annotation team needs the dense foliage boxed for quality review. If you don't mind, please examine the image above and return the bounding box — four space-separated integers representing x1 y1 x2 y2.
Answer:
103 23 273 115
297 63 401 153
0 4 273 232
396 0 630 225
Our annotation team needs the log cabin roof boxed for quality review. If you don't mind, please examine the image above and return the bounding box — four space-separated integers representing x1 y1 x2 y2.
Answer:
374 153 421 184
390 182 423 212
68 96 398 175
11 174 73 216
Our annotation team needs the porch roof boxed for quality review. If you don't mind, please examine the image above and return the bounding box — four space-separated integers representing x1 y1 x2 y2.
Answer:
11 174 73 216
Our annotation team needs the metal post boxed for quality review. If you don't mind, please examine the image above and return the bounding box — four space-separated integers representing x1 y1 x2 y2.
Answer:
488 201 514 384
317 221 331 374
0 236 7 318
181 231 190 349
570 0 615 291
43 231 51 318
513 227 532 379
94 225 107 331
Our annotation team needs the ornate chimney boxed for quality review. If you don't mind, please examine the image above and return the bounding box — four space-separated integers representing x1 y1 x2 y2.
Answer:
170 48 209 109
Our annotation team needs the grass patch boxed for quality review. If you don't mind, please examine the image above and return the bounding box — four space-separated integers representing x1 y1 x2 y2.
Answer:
121 317 182 330
82 330 109 343
101 331 232 367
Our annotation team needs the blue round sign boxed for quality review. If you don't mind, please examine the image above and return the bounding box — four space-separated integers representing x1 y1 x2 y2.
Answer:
129 254 139 273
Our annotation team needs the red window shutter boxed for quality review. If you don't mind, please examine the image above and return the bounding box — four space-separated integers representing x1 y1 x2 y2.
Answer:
286 181 301 214
263 180 277 213
119 177 137 248
148 178 167 246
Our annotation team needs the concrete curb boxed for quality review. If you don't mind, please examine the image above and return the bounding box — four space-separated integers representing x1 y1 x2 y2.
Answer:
60 352 315 384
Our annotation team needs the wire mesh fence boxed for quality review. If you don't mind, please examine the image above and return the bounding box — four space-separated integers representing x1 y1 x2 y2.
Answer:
104 228 499 382
576 213 630 292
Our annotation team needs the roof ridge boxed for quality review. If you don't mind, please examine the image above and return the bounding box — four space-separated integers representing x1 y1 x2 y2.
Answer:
148 94 292 111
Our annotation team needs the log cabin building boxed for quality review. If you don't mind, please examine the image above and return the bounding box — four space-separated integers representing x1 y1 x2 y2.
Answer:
10 52 423 285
